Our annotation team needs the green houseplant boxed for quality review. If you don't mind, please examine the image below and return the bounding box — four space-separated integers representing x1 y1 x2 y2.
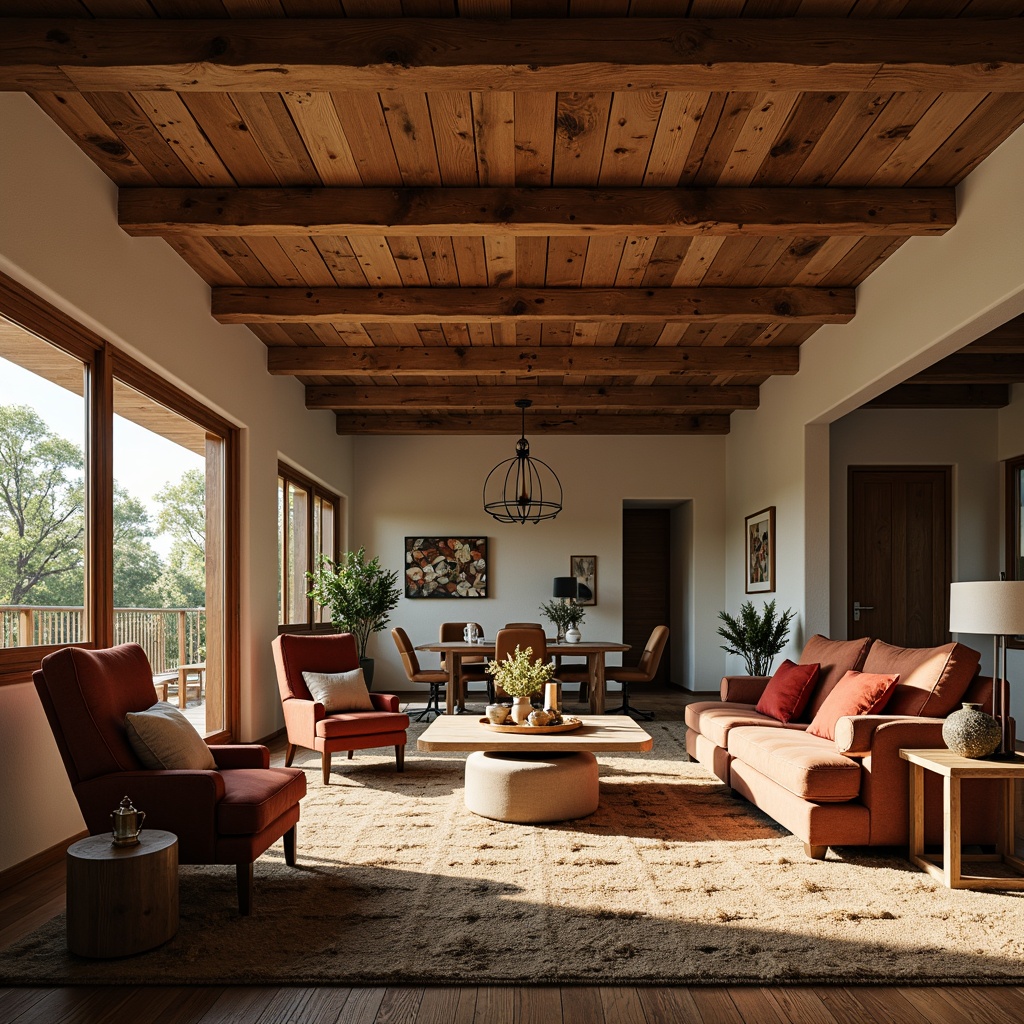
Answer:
539 599 586 641
486 645 556 724
717 599 795 677
306 547 401 687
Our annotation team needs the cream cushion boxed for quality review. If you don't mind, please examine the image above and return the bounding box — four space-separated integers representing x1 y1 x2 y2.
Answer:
302 668 374 713
125 701 217 770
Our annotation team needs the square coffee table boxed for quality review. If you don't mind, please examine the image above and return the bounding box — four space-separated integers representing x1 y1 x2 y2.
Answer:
418 714 653 823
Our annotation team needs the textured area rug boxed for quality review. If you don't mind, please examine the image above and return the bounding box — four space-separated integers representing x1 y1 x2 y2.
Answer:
4 717 1024 985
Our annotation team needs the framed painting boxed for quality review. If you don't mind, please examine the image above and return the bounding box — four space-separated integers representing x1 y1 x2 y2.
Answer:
744 507 775 594
570 555 596 605
405 537 487 598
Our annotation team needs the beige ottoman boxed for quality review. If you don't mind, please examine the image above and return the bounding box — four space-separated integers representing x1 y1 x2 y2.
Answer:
464 750 600 823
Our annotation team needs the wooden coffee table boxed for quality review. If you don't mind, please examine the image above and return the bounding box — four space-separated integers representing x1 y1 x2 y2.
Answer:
418 715 653 823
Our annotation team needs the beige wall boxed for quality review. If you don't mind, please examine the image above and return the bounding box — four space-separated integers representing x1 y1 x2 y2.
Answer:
352 433 727 694
725 122 1024 674
0 94 354 872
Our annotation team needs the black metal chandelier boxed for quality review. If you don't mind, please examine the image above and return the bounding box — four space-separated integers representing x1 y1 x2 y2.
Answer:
482 399 563 524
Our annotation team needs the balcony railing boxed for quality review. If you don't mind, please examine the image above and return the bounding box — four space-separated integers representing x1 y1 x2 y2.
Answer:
1 605 205 674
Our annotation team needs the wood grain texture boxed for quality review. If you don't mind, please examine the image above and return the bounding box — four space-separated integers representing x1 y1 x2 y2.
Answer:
333 411 731 434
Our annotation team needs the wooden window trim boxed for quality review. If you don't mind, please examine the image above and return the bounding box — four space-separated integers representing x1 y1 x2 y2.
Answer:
1007 453 1024 650
277 461 341 634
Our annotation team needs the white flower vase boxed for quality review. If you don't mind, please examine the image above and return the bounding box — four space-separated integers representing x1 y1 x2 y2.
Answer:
565 627 582 644
510 696 532 725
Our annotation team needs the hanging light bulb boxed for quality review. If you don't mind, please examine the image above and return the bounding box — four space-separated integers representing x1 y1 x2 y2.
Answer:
483 399 563 524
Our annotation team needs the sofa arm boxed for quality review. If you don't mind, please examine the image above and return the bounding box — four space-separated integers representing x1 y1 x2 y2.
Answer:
282 696 324 747
720 676 770 704
834 715 946 757
371 693 401 713
210 744 270 770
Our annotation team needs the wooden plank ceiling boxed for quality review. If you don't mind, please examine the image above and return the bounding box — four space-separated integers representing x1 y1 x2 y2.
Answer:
3 1 1024 435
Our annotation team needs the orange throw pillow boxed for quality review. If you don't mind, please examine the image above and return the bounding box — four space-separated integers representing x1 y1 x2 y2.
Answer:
806 670 900 741
755 660 820 723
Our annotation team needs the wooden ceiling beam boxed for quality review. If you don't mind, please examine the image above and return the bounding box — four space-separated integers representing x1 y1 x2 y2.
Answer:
909 353 1024 384
3 18 1023 93
214 286 854 325
306 384 758 411
334 411 731 435
266 345 799 377
864 384 1011 409
118 186 957 239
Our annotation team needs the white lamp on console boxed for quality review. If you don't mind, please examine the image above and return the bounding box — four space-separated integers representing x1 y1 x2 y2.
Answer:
949 580 1024 758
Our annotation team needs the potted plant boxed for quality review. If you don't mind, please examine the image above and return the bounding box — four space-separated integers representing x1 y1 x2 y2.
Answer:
306 546 401 688
539 599 586 642
486 645 556 725
717 599 795 677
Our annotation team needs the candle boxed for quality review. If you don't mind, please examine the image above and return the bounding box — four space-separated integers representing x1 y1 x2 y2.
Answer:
544 682 559 713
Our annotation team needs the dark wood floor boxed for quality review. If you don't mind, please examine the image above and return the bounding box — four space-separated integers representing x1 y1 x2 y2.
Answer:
4 690 1024 1023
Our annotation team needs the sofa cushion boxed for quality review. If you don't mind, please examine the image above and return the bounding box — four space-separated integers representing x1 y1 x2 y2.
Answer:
727 727 862 803
684 701 805 749
216 767 308 836
862 640 980 717
806 670 900 741
301 668 374 713
125 701 217 771
756 660 820 723
800 635 874 721
316 710 411 739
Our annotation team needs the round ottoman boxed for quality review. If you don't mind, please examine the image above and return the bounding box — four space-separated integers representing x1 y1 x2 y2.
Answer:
464 750 600 823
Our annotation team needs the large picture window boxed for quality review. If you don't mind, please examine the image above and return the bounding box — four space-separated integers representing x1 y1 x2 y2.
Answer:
277 462 341 631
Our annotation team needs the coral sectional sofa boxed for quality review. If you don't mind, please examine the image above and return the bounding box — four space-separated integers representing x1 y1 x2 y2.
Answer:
685 635 1000 858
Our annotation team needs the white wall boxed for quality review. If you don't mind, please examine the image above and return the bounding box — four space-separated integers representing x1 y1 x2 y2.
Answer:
0 94 355 872
725 122 1024 674
352 433 727 693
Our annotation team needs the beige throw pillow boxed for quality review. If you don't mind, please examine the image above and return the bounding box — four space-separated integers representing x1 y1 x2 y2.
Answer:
302 668 374 713
125 701 217 770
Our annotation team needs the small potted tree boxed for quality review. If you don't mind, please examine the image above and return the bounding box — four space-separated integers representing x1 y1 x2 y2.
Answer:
716 599 795 677
306 547 401 687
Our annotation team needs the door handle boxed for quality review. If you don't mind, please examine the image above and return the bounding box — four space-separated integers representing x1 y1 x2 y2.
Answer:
853 601 875 622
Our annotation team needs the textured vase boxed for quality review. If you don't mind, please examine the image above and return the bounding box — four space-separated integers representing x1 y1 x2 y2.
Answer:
510 696 532 726
942 702 1001 759
565 627 582 644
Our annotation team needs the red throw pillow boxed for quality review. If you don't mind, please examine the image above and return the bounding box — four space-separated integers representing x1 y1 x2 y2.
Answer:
806 670 900 741
755 660 820 724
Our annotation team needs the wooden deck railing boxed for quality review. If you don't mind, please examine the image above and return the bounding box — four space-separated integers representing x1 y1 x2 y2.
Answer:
0 605 205 674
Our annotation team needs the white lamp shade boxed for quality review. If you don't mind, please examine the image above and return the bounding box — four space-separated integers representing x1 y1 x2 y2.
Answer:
949 581 1024 636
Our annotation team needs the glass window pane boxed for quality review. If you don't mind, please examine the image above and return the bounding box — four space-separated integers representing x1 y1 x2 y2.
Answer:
287 482 309 624
0 320 87 648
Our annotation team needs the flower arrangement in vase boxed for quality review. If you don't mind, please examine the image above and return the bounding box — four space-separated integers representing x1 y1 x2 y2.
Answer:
486 645 555 724
539 599 586 642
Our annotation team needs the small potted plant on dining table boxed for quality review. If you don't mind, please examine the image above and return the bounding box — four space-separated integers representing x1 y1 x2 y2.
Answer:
486 645 555 726
539 599 586 642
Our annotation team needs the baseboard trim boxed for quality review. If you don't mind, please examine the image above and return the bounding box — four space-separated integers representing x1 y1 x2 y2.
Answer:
0 830 88 893
255 725 286 746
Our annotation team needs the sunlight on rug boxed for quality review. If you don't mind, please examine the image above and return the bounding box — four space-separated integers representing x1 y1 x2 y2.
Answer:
4 719 1024 985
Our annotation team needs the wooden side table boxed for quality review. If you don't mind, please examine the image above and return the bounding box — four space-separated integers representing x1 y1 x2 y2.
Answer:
66 829 178 957
900 748 1024 890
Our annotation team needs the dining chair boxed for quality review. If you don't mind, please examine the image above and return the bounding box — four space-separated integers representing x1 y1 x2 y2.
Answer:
492 626 549 701
392 627 449 721
606 625 670 721
439 622 492 705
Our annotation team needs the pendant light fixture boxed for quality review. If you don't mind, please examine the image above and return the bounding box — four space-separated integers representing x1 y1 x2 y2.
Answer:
483 399 563 524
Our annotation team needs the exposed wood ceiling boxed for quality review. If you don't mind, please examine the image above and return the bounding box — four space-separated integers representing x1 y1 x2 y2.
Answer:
3 3 1024 435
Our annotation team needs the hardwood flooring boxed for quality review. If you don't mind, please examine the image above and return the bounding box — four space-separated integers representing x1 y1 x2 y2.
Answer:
4 689 1024 1023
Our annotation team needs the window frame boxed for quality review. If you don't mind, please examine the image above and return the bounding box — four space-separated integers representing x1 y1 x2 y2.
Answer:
1007 452 1024 650
277 461 342 634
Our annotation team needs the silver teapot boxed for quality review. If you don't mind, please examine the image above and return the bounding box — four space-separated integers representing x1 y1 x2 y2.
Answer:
111 795 145 847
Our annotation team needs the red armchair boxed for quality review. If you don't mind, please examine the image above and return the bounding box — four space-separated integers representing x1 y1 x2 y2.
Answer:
33 643 306 915
272 632 409 783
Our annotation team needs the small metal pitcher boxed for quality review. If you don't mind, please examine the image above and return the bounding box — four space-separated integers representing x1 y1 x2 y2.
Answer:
111 795 145 847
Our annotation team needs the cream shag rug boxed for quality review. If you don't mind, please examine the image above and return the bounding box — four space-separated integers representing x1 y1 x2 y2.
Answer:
4 717 1024 985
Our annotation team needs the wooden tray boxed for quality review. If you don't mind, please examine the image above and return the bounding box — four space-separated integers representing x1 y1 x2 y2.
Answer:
478 717 583 734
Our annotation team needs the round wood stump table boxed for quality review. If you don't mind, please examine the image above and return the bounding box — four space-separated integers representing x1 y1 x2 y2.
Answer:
66 829 178 958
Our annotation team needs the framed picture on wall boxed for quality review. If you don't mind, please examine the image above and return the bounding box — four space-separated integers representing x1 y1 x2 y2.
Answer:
571 555 596 605
744 508 775 594
405 537 487 598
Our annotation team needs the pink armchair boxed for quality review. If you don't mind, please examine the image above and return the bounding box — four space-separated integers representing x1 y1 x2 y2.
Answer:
272 632 409 783
33 643 306 914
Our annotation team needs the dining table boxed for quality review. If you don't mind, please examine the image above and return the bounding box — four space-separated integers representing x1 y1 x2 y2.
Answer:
414 638 630 716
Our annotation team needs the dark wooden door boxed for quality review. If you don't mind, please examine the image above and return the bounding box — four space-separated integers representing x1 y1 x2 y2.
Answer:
622 508 671 685
848 467 952 647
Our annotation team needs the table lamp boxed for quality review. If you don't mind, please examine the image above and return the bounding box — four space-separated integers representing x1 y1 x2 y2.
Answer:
949 580 1024 759
553 577 578 601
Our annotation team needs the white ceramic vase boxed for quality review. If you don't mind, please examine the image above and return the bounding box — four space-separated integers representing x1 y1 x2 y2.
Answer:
565 627 582 644
510 696 532 725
